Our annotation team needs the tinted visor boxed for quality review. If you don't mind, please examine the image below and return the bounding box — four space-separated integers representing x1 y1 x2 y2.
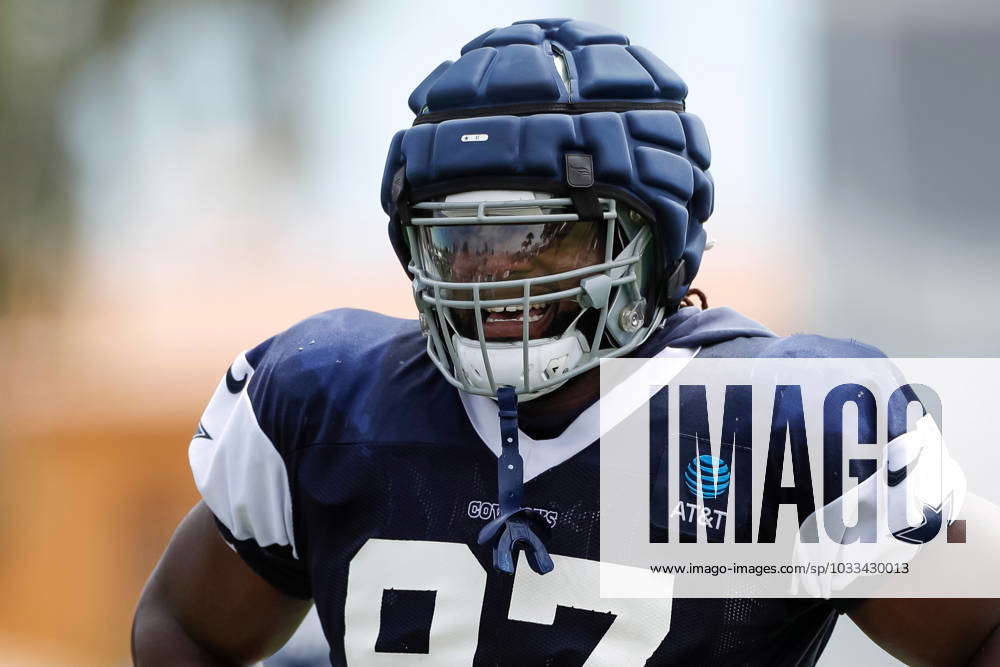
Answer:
418 219 606 340
419 220 606 295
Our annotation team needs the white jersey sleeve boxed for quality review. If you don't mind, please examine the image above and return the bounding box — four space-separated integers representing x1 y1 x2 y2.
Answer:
188 347 310 598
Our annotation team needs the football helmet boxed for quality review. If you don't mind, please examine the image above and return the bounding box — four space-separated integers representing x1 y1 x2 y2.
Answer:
381 18 715 400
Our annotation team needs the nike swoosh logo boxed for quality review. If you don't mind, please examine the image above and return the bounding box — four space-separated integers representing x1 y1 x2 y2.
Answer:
226 366 249 394
887 449 922 487
193 421 212 440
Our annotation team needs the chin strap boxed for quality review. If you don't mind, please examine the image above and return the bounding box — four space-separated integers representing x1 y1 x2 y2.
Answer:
477 386 554 575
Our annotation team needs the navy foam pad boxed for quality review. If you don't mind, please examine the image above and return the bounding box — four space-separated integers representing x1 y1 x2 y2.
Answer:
409 18 687 115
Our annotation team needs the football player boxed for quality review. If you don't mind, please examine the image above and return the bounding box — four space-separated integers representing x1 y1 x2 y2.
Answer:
132 19 1000 666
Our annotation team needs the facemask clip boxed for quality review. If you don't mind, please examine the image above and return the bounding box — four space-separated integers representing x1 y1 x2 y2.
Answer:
579 274 613 310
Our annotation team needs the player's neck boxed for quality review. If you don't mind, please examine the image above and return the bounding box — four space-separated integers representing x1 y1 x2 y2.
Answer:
516 367 600 440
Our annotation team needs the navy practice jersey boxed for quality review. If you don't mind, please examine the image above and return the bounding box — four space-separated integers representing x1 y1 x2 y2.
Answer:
190 307 892 666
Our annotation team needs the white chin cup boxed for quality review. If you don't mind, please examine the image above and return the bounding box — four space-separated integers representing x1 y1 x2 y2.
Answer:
453 333 585 397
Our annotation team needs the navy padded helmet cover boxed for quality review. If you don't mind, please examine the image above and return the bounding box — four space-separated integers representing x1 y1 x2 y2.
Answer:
382 18 714 300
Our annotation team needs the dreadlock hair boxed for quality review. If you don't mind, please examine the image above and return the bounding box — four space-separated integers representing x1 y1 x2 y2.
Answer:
680 287 708 310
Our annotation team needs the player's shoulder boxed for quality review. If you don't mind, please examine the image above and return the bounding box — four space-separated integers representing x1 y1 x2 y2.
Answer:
701 331 887 360
763 333 886 359
247 308 423 373
243 308 440 446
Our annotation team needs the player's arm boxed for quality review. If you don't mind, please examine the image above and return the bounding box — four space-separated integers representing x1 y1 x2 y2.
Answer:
132 501 311 666
135 344 312 663
849 597 1000 667
847 495 1000 666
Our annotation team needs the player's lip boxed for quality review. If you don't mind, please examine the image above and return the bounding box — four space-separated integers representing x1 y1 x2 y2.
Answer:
482 303 557 340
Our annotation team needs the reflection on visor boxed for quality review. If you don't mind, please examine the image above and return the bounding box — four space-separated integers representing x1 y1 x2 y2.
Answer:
418 219 606 340
419 220 605 291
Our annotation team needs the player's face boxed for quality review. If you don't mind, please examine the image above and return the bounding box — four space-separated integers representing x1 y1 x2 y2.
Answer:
418 218 606 340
